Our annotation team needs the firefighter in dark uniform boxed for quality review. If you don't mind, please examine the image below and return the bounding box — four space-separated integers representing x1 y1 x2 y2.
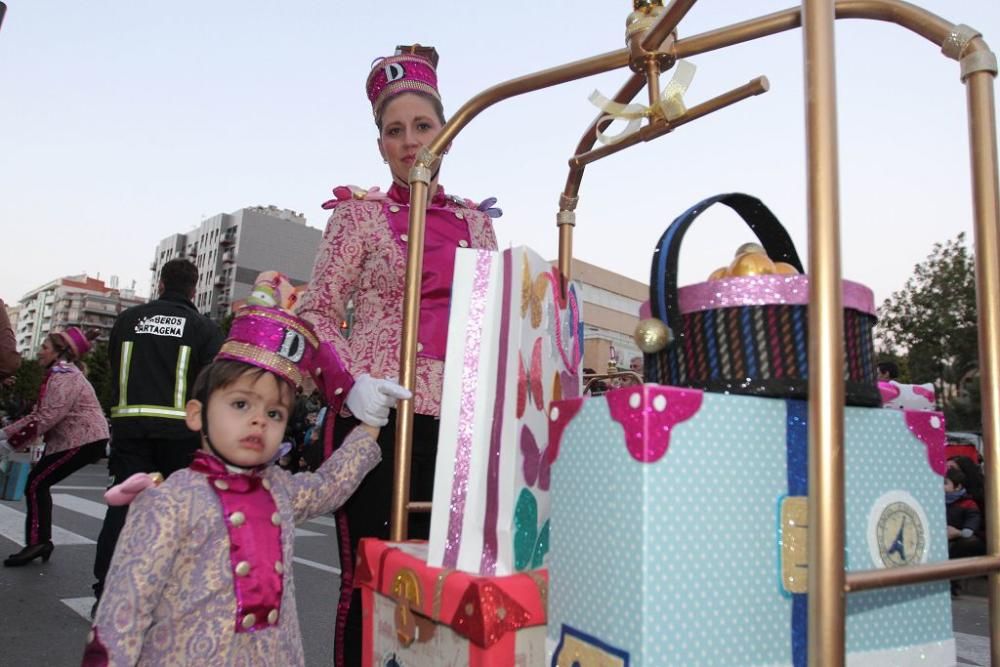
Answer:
91 258 223 610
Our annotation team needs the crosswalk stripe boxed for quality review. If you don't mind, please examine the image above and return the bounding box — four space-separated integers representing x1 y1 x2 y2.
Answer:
293 556 341 575
954 631 991 666
306 515 338 528
0 503 94 546
53 494 109 520
62 596 96 622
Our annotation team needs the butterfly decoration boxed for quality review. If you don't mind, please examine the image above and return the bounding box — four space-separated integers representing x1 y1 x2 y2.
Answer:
551 369 581 403
322 185 387 209
516 337 544 418
477 196 503 219
521 254 550 330
520 424 553 491
546 279 583 372
513 488 550 571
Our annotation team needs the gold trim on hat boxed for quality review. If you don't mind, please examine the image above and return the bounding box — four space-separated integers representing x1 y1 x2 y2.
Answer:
219 341 303 386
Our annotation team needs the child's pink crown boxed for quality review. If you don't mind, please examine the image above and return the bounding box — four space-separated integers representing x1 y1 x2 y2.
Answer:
216 272 317 388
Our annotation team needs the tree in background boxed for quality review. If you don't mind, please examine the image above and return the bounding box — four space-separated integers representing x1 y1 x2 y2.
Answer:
84 340 114 415
0 357 44 420
876 233 979 428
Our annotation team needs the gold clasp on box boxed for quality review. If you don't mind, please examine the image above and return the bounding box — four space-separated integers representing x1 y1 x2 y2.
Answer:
780 496 809 594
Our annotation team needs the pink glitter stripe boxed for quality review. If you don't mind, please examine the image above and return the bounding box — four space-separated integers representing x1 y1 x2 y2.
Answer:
27 449 79 544
677 275 875 315
443 250 494 567
480 249 514 574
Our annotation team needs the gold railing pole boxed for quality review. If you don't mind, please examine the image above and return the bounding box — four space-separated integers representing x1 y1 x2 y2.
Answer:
846 555 1000 592
802 1 846 665
391 168 430 542
963 42 1000 666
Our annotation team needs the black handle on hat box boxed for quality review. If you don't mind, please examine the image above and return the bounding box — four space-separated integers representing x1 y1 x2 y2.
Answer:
649 193 805 336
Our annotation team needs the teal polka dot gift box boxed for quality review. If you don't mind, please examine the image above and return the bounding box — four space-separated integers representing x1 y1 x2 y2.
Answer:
547 385 955 666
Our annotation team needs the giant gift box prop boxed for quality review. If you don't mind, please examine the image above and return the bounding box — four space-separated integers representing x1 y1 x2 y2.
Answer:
428 246 583 576
356 538 548 666
547 385 955 666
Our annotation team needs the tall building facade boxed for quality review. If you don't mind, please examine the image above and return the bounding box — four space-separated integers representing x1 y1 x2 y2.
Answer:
151 206 321 319
14 276 146 356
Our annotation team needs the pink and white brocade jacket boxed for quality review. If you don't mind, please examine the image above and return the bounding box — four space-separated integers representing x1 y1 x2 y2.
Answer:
82 428 380 667
3 361 109 455
298 183 498 417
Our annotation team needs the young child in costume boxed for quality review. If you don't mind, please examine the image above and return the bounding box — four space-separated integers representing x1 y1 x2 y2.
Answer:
82 273 409 666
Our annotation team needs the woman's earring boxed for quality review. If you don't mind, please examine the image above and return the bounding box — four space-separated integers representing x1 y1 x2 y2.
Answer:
382 158 388 164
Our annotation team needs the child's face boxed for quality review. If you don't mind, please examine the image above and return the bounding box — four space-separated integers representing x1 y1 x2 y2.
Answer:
188 371 293 468
944 478 957 493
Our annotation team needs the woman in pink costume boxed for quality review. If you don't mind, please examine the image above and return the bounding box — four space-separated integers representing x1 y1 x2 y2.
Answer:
82 278 409 666
2 327 108 567
297 44 500 665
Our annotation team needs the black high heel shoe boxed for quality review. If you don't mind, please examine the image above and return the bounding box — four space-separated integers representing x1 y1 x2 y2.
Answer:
3 541 54 566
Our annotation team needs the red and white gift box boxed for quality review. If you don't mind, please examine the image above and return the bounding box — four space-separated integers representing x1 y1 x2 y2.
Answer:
356 539 548 667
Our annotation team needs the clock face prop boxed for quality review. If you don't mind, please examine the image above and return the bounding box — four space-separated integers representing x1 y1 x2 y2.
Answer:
867 491 929 568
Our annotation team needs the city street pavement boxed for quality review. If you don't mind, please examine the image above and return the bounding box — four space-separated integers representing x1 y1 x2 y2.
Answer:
0 463 996 666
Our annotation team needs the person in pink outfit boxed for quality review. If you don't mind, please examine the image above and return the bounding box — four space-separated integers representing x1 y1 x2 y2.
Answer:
1 327 108 566
81 277 409 667
297 44 500 666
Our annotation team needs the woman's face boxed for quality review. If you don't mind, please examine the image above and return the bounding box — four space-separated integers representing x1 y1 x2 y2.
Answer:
37 338 59 367
378 93 443 183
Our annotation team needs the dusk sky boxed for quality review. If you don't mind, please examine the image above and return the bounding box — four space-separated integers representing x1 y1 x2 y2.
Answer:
2 1 999 311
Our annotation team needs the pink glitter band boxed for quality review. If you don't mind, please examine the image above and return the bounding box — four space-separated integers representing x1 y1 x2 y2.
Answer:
216 306 318 388
443 250 494 567
677 275 875 316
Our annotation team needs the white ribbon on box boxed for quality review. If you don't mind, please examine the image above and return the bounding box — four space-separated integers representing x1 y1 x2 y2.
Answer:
428 246 583 576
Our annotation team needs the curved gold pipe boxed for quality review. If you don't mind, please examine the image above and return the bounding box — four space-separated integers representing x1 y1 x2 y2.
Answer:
421 48 631 162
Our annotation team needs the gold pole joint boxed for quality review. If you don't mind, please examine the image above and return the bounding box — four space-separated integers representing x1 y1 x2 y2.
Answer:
559 193 580 211
556 210 576 227
409 164 432 185
942 24 981 60
962 49 999 81
416 147 441 171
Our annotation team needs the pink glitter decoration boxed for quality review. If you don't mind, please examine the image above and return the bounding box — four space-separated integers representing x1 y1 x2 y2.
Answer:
913 385 936 402
677 275 875 316
605 385 704 463
903 410 948 475
547 397 585 464
443 250 494 567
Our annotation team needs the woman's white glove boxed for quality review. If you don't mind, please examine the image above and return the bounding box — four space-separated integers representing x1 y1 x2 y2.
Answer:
345 374 412 427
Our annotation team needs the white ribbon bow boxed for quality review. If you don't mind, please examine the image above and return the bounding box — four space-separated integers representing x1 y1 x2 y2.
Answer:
589 60 696 145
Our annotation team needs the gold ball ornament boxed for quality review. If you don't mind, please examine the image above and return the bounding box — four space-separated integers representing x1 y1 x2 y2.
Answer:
729 251 776 277
633 318 673 353
707 266 730 281
773 261 800 275
735 242 766 257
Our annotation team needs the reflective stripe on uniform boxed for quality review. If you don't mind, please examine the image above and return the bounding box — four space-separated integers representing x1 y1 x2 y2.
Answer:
174 345 191 409
111 342 192 421
110 405 188 419
117 341 134 410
